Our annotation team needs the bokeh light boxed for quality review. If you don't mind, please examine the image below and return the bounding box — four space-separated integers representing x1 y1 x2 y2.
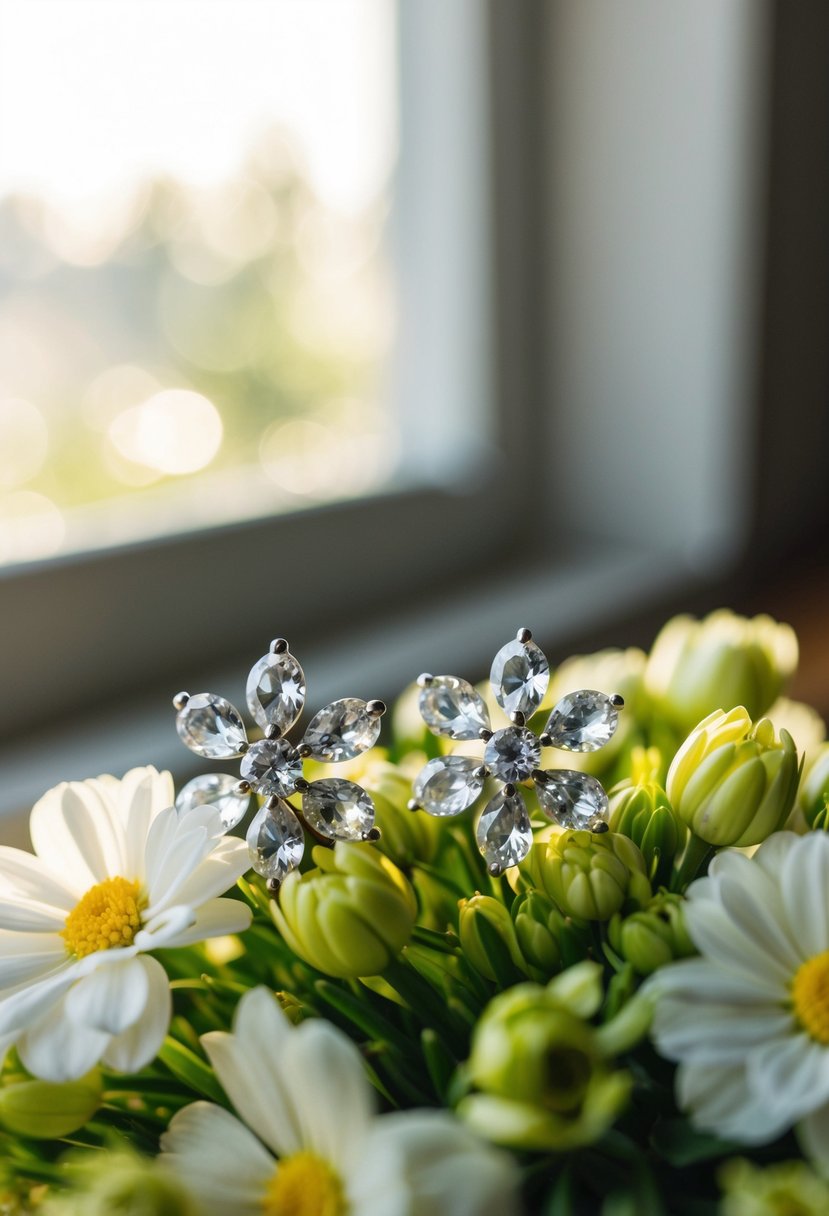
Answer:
0 491 65 563
108 390 224 476
0 399 49 487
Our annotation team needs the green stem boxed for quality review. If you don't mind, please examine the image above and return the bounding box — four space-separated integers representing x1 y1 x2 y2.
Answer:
672 834 713 892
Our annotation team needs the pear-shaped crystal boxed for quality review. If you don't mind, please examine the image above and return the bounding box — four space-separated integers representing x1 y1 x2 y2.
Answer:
246 800 305 883
302 698 381 763
176 772 249 831
246 651 306 734
490 639 549 717
536 769 609 830
302 778 375 842
413 755 485 817
484 727 541 784
543 690 619 752
476 789 533 871
240 738 303 797
419 676 491 740
176 693 248 759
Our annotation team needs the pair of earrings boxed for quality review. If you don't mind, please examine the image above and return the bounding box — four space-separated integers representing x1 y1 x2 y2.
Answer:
173 630 622 891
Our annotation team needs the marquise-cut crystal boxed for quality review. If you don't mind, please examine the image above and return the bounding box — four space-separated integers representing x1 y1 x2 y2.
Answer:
246 800 305 883
240 738 303 797
302 778 375 841
413 755 485 817
246 651 306 734
419 676 491 740
176 693 248 759
476 789 533 870
544 690 619 752
490 639 549 717
176 772 249 832
536 769 609 830
484 727 541 784
302 698 381 763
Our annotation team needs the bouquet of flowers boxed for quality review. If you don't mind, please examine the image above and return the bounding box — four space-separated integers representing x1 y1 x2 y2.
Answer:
1 608 828 1216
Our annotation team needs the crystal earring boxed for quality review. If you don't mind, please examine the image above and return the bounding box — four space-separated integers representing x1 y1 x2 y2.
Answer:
173 639 385 891
408 628 623 875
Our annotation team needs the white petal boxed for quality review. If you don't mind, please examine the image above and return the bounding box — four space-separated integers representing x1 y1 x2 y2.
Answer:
287 1018 375 1167
676 1061 792 1144
653 996 793 1065
159 898 252 949
0 898 67 932
798 1101 829 1177
119 767 175 877
0 931 69 988
714 863 802 971
201 987 303 1157
147 838 250 918
134 905 196 951
0 964 78 1036
647 957 786 1006
64 955 150 1035
144 823 213 913
781 832 829 960
101 956 171 1073
684 899 792 990
749 1034 829 1123
0 846 78 910
30 780 126 887
18 995 111 1081
160 1101 273 1216
354 1112 522 1216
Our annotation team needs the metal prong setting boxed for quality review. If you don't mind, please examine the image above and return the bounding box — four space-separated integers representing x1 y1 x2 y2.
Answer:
504 782 516 797
297 743 312 758
516 627 533 645
417 673 434 688
366 699 386 718
488 862 505 877
265 723 282 740
363 827 382 842
539 732 552 748
509 710 526 728
236 780 252 796
531 768 547 784
407 798 421 812
293 777 310 794
479 728 494 742
591 820 610 834
238 741 250 754
610 693 625 708
474 765 488 781
172 691 190 711
269 638 289 655
266 878 281 896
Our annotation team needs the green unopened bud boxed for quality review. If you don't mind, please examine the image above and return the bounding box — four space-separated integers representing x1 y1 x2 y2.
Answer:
609 891 695 976
44 1148 194 1216
798 743 829 830
271 843 417 978
719 1158 829 1216
365 761 441 867
667 708 800 847
608 763 686 889
644 609 798 732
526 831 651 921
0 1070 102 1139
512 890 565 975
459 895 528 983
459 969 631 1150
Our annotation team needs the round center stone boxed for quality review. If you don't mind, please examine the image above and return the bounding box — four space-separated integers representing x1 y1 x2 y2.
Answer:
484 727 541 784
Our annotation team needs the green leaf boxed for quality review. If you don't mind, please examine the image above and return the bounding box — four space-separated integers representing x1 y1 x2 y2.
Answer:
650 1117 738 1165
421 1028 456 1102
157 1039 226 1105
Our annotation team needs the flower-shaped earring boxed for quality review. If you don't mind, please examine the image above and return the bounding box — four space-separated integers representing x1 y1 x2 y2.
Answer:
173 639 385 890
409 628 623 875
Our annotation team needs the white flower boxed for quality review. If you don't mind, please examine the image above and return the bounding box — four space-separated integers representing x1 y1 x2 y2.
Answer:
0 766 252 1082
648 832 829 1171
161 986 522 1216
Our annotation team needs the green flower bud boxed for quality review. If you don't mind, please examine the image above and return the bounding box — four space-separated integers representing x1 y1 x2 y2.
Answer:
644 609 798 732
364 761 441 867
667 708 801 847
271 843 417 978
526 831 651 921
43 1149 195 1216
719 1158 829 1216
608 763 686 889
458 895 528 983
512 890 565 975
0 1070 102 1139
609 891 695 976
458 968 631 1150
798 742 829 830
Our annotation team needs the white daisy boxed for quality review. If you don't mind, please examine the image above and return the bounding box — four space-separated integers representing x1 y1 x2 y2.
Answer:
648 831 829 1171
0 766 252 1082
161 986 522 1216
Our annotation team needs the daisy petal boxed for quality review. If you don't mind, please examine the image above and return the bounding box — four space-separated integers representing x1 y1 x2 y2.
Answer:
160 1101 274 1216
0 931 68 988
653 996 793 1065
148 839 250 917
202 988 303 1157
119 767 175 877
647 957 787 1006
0 964 78 1036
0 898 68 932
676 1061 792 1144
30 781 124 889
64 955 150 1035
101 956 171 1073
134 906 197 952
287 1018 375 1167
159 898 251 949
781 832 829 960
18 995 111 1081
684 898 792 990
750 1034 829 1123
0 847 78 910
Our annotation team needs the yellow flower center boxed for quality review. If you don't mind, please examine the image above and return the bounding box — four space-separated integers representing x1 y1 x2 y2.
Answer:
263 1152 348 1216
61 877 144 959
792 951 829 1044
